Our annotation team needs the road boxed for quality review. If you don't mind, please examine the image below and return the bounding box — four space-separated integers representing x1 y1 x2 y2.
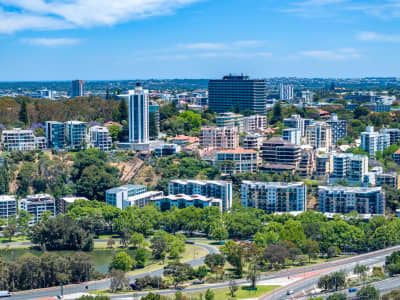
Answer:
9 243 400 300
111 244 400 300
10 242 219 300
263 245 400 300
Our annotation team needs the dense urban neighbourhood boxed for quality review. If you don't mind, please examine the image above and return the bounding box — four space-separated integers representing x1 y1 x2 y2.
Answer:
1 79 400 299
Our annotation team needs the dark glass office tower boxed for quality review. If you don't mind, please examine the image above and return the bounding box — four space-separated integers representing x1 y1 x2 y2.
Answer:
71 80 85 98
208 75 266 114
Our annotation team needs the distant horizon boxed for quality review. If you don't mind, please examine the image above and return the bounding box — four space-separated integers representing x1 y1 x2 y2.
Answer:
0 76 399 83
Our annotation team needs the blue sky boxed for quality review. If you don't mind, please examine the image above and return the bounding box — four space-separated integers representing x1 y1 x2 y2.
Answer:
1 0 400 80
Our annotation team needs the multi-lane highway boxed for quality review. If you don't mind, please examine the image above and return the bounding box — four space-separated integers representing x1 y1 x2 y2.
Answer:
9 243 400 300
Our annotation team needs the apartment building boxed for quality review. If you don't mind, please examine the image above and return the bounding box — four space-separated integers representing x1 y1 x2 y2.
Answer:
305 121 332 151
375 173 400 189
152 194 222 212
243 133 263 150
318 186 385 215
0 195 17 221
1 128 36 151
89 126 112 151
316 153 333 177
298 148 316 177
361 126 390 159
45 121 65 149
168 179 232 212
200 127 239 149
330 153 368 184
327 114 347 145
282 128 301 145
261 137 302 166
241 181 306 214
283 114 314 136
216 112 244 132
380 128 400 146
56 196 88 214
19 194 56 225
106 184 147 209
215 148 258 175
65 121 88 150
243 114 267 132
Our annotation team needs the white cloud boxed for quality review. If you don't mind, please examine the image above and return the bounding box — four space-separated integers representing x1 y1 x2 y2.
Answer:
21 37 81 46
300 48 360 60
183 43 228 50
357 31 400 42
0 0 201 33
180 40 264 51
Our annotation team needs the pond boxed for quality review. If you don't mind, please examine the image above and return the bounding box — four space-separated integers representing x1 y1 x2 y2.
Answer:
0 248 145 273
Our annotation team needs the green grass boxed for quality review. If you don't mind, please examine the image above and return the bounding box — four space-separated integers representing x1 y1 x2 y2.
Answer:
177 285 280 300
0 235 30 244
127 244 208 276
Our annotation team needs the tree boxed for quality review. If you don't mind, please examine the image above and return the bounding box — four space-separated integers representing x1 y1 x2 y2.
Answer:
326 294 346 300
31 215 93 251
205 289 214 300
263 244 289 269
210 225 228 242
107 124 122 141
3 216 17 242
19 99 30 126
357 285 380 300
354 106 370 119
76 296 111 300
196 266 208 282
135 248 147 268
130 232 146 248
327 246 338 258
303 239 320 263
229 280 238 297
329 271 346 291
204 253 225 274
118 99 128 123
163 262 193 289
109 269 129 292
318 274 330 290
247 261 261 288
271 101 282 124
288 247 302 264
354 264 368 280
107 238 116 249
110 252 133 272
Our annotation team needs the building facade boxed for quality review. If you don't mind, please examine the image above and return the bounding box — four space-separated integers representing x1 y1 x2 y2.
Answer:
319 186 385 215
261 137 302 166
45 121 65 149
0 195 17 221
241 181 306 214
282 128 301 145
243 114 267 132
65 121 88 150
327 114 347 145
1 129 36 151
283 115 314 137
89 126 112 151
106 184 147 209
215 148 258 175
19 194 56 225
361 126 390 159
168 179 232 212
216 113 244 132
71 80 85 97
149 103 160 139
129 83 149 144
280 84 294 103
380 128 400 146
208 75 267 114
200 127 239 149
152 194 222 212
305 122 332 151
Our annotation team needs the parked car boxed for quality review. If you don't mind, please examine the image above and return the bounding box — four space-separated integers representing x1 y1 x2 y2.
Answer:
287 289 294 295
348 287 357 293
0 291 10 298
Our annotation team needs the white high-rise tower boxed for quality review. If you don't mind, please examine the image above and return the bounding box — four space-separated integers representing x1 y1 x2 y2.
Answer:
129 82 149 144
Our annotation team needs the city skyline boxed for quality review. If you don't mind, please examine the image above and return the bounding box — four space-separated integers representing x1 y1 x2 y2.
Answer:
1 0 400 80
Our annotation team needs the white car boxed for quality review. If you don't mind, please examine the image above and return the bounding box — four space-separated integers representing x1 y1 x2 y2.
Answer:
287 289 294 295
